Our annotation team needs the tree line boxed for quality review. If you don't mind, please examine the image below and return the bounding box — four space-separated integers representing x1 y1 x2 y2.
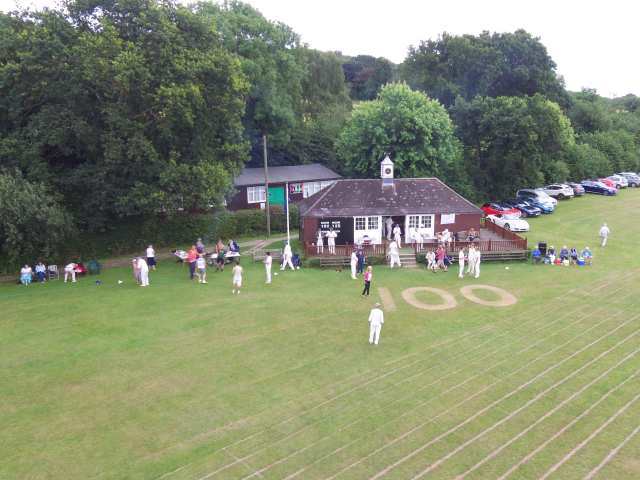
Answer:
1 0 639 265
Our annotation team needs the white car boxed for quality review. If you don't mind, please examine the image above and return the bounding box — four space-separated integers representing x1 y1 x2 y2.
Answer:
607 174 628 188
486 214 530 232
542 184 575 199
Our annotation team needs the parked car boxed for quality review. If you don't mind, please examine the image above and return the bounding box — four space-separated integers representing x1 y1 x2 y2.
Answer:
542 184 575 200
480 202 522 217
607 174 628 189
566 182 585 196
618 172 640 187
500 199 541 217
597 178 618 190
581 180 617 195
516 189 558 209
486 214 530 232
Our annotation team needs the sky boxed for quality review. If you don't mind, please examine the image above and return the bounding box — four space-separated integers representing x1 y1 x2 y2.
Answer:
2 0 638 97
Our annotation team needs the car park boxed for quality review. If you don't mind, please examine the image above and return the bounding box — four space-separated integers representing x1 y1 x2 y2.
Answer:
500 199 541 217
542 183 575 199
566 182 585 196
581 180 617 195
607 175 628 189
617 172 640 187
486 214 530 232
480 202 521 217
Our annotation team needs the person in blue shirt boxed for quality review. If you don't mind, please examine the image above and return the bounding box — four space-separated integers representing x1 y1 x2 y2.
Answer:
559 246 569 262
531 247 542 264
581 247 593 265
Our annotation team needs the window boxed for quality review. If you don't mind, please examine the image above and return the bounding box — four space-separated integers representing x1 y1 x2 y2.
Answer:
408 215 419 229
420 215 432 228
367 216 379 230
247 186 266 203
440 213 455 225
289 183 302 194
355 217 366 231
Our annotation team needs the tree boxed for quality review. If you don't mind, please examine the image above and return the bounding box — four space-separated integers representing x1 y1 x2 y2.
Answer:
579 130 639 172
567 89 613 134
401 30 569 108
0 1 249 229
452 95 576 200
341 54 396 101
337 83 464 182
0 171 74 268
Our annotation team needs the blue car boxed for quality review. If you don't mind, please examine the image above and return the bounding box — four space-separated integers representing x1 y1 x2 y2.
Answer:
500 200 541 217
516 196 554 213
581 180 617 196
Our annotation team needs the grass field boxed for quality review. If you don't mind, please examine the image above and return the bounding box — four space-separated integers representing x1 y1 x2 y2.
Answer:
2 190 640 480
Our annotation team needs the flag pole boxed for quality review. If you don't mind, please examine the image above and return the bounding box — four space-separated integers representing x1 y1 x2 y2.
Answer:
285 182 290 244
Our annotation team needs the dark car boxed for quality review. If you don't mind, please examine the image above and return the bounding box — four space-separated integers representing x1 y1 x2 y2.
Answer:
581 180 617 196
500 200 541 218
566 182 585 196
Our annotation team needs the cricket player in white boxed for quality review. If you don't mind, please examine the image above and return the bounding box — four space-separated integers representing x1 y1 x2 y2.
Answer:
326 228 337 254
599 223 610 247
264 252 272 284
137 257 150 286
389 240 401 268
393 224 402 248
458 248 465 279
316 230 324 254
474 248 481 278
350 250 358 279
385 217 394 240
195 255 207 284
64 263 77 283
281 242 295 270
232 261 243 294
467 245 476 275
368 303 384 345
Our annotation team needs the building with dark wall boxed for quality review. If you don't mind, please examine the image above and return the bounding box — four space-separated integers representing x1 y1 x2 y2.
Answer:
298 156 483 246
227 164 342 210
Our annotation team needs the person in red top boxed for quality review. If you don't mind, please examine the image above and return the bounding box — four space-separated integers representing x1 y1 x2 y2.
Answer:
362 265 373 296
187 245 198 280
436 245 447 271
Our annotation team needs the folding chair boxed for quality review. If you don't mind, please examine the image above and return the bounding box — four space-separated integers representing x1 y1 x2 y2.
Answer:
47 265 60 280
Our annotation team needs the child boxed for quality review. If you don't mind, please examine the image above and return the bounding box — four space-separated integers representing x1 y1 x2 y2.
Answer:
20 265 32 285
361 266 373 296
196 254 207 284
232 261 243 295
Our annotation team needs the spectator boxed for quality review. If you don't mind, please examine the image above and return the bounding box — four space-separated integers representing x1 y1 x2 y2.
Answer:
581 247 593 265
20 265 33 285
559 246 569 262
196 238 205 254
357 249 366 274
531 247 542 264
196 254 207 284
426 249 436 272
35 262 46 282
361 266 373 296
570 247 579 265
146 245 156 270
187 245 198 280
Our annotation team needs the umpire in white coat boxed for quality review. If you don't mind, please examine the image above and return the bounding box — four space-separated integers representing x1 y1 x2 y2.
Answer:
368 303 384 345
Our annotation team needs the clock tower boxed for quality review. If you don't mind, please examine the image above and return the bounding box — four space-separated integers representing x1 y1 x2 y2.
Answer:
381 155 394 186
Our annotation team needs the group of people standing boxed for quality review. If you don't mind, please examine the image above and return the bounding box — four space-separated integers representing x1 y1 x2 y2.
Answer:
316 228 338 254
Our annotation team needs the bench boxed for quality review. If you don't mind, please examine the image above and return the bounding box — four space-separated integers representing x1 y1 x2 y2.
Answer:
252 250 282 262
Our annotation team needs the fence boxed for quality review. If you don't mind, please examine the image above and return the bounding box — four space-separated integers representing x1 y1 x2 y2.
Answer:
304 242 387 257
413 222 527 254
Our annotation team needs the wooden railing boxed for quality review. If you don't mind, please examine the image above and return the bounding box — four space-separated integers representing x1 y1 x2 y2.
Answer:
304 242 387 257
412 223 527 254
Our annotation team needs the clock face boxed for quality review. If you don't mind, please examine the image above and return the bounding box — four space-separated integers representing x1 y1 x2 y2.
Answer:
384 167 392 175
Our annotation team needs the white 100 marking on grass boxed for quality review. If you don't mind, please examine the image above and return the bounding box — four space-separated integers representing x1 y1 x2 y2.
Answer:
382 284 517 311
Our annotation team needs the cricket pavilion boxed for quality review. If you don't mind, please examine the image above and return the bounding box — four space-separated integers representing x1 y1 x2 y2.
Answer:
297 156 528 263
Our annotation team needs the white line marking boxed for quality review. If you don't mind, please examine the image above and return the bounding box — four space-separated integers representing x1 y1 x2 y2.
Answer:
540 391 640 480
497 371 640 479
362 315 636 480
584 423 640 480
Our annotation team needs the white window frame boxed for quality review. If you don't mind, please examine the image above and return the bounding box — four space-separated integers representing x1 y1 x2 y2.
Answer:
420 215 432 228
247 186 266 204
355 216 367 231
367 216 379 230
408 215 419 229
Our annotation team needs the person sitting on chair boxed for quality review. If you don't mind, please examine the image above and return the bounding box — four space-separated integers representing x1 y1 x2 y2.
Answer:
531 247 542 264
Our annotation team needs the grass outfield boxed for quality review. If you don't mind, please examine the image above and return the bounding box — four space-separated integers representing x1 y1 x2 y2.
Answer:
2 190 639 480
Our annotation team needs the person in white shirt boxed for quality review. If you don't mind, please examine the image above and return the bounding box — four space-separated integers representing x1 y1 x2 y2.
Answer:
326 228 337 254
599 223 610 247
385 217 394 240
264 251 272 284
393 224 402 248
64 263 77 283
195 254 207 284
20 265 33 285
474 248 481 278
466 245 476 275
232 261 243 294
35 262 46 282
281 242 295 270
350 250 358 279
426 250 436 272
389 240 401 268
137 257 150 286
441 228 452 244
458 248 466 279
411 228 423 251
368 303 384 345
316 230 324 254
146 245 156 270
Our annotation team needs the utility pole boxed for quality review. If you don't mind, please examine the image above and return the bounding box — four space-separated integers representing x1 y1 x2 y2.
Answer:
263 134 271 237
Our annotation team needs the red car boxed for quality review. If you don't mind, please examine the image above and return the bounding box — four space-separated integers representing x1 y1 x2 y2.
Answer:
480 202 522 218
598 178 618 190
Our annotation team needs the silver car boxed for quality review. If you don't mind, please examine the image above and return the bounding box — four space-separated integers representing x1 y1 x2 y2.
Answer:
542 184 575 200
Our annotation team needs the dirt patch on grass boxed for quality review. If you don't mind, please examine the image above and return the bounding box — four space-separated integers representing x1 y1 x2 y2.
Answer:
460 285 517 307
401 287 457 311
